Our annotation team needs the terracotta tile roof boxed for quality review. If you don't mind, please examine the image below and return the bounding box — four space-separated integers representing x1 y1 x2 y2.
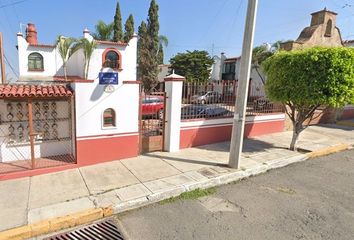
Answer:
0 84 74 99
29 43 56 48
96 40 128 46
343 39 354 44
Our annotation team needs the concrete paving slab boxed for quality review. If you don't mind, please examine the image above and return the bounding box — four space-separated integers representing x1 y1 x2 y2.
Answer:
116 183 151 202
29 169 89 209
90 190 121 208
121 155 181 182
0 178 30 231
144 174 196 193
79 160 140 194
28 197 95 223
183 171 209 182
158 151 227 172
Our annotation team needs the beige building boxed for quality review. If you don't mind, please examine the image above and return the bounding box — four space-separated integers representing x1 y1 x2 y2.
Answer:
281 8 343 51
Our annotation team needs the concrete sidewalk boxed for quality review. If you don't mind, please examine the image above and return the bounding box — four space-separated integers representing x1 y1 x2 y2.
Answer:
0 124 353 235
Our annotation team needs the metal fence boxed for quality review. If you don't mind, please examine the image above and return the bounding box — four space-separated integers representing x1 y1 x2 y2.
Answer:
181 81 284 120
0 99 75 175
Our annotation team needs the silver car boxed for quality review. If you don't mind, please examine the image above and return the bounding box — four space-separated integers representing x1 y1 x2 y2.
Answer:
191 91 221 104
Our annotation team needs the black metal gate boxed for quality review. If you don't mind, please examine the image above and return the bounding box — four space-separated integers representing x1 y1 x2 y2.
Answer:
139 91 166 153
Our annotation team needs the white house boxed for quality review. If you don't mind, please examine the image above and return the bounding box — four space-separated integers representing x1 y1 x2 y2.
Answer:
0 23 140 174
210 53 266 97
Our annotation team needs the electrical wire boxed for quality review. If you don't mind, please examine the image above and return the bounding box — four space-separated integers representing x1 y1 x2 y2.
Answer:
4 53 19 78
0 0 29 9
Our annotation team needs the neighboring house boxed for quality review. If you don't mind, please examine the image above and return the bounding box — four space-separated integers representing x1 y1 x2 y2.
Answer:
210 53 265 97
280 8 343 51
157 64 170 82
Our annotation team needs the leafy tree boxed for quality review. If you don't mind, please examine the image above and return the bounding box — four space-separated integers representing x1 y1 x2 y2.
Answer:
157 35 168 64
92 20 113 41
123 14 134 43
56 36 80 81
78 38 97 80
263 47 354 151
113 1 123 42
169 50 214 83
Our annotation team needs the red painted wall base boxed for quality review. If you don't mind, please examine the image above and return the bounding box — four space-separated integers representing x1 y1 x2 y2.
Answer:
76 134 139 166
180 120 284 149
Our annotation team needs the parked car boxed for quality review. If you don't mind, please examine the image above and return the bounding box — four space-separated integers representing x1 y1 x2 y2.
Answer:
181 105 231 119
253 97 274 111
142 96 164 119
190 91 221 104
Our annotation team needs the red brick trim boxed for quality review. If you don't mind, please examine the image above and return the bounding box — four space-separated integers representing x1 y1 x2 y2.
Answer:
102 48 122 71
28 68 44 72
164 78 185 82
123 81 141 84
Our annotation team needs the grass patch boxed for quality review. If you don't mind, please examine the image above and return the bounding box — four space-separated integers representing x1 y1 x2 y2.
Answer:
277 186 296 195
160 187 216 205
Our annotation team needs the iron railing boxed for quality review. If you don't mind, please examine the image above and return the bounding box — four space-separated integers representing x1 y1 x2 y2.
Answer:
181 81 284 120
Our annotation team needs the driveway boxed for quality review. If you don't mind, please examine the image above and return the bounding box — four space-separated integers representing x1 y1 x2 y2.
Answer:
117 149 354 240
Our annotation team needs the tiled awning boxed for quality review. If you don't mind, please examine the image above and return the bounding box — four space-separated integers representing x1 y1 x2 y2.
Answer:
0 84 74 99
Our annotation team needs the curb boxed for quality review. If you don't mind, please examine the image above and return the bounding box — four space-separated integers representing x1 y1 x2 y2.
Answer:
0 144 350 239
0 207 113 240
336 120 354 127
306 143 350 158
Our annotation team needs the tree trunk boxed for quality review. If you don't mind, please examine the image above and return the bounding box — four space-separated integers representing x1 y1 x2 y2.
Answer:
63 63 68 81
290 123 301 151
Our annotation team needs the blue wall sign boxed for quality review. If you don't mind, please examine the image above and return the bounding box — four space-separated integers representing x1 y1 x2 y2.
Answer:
99 72 118 85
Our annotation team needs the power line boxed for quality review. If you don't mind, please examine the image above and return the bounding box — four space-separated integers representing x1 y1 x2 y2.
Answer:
0 0 29 9
4 53 18 78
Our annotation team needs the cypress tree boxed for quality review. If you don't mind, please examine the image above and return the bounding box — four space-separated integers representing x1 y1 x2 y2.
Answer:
113 1 123 42
137 21 148 83
157 43 164 64
124 14 135 43
144 0 160 92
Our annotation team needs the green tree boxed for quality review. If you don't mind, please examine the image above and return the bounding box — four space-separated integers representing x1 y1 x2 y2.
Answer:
123 14 134 43
113 1 123 42
263 47 354 151
56 36 80 81
157 35 168 64
92 20 113 41
169 50 214 83
78 38 97 80
137 21 150 89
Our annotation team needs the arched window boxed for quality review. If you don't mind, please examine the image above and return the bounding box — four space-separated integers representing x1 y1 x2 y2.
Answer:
102 49 121 70
325 19 332 37
28 52 44 71
103 108 116 127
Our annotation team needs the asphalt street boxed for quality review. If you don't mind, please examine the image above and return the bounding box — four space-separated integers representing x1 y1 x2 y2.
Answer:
117 149 354 240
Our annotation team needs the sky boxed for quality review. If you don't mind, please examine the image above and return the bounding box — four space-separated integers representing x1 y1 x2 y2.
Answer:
1 0 354 80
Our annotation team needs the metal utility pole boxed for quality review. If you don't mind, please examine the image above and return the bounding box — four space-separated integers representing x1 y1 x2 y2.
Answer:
229 0 258 168
0 32 5 83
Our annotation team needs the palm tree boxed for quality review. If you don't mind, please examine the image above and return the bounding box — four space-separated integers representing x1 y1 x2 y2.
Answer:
92 20 114 41
251 41 286 84
157 35 168 56
56 36 80 81
78 38 97 80
157 35 168 64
